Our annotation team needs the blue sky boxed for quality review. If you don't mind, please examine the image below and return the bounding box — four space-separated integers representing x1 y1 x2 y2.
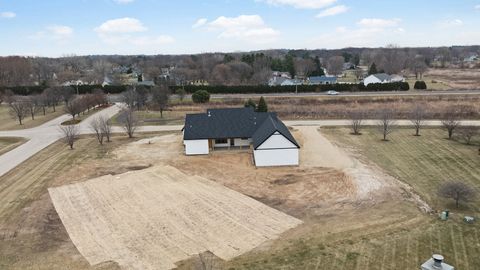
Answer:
0 0 479 56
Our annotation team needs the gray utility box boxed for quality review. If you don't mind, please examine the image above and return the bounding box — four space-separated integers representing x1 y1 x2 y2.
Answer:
421 255 454 270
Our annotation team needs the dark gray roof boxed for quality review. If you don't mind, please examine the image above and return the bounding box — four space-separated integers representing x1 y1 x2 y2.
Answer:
251 114 299 149
183 107 299 149
372 73 392 82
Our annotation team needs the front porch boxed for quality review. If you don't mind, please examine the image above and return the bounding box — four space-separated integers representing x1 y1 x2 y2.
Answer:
209 138 252 151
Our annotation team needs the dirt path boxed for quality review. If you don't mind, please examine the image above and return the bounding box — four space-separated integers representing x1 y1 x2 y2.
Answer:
295 126 387 199
49 166 302 270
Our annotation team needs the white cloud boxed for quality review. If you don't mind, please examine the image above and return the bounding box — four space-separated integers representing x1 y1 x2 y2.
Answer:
475 4 480 10
192 18 208 28
258 0 336 9
113 0 135 4
204 15 279 44
357 18 401 28
0 11 16 18
94 17 147 34
439 19 464 27
30 25 73 41
316 5 348 18
94 17 174 47
130 35 175 46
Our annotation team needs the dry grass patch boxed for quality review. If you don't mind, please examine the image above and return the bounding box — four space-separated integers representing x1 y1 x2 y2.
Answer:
0 137 26 156
0 104 65 131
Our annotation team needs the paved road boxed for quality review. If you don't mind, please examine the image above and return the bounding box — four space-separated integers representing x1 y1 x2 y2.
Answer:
1 105 479 178
208 89 480 99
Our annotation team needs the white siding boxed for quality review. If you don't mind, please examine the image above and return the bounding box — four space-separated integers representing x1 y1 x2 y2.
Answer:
184 140 209 155
363 75 381 86
256 132 297 150
254 148 299 167
254 132 299 167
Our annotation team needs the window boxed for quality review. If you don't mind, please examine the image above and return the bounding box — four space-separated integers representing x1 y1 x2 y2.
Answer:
215 139 228 144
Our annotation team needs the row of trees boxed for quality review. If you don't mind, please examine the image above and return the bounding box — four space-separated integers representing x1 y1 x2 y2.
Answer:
3 87 107 125
349 105 478 143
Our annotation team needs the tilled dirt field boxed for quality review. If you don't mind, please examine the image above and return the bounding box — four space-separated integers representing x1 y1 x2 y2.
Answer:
49 165 302 270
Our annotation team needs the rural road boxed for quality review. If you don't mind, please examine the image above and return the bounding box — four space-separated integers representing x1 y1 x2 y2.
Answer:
0 104 479 178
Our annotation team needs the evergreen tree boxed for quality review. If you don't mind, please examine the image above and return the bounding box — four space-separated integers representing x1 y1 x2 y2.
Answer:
244 99 256 110
285 55 296 78
368 62 378 75
257 96 268 112
311 56 325 76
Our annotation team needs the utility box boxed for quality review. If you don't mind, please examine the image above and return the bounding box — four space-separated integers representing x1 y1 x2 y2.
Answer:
421 254 454 270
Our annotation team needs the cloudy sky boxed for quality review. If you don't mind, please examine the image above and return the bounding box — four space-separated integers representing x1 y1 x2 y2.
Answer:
0 0 479 56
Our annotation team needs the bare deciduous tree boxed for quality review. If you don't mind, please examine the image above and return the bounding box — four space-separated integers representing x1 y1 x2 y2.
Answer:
122 108 138 138
90 117 104 145
349 110 364 135
26 96 40 120
8 97 29 125
327 56 344 76
441 106 461 140
377 108 396 141
99 116 112 143
122 89 138 109
65 97 83 120
409 104 426 136
60 124 79 150
438 181 476 208
457 126 479 145
151 85 170 118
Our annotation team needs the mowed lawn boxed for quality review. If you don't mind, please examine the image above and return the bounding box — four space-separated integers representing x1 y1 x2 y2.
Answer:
224 127 480 270
323 127 480 212
0 104 65 131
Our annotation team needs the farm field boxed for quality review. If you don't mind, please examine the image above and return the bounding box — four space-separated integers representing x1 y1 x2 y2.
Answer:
427 68 480 90
405 76 451 90
0 137 26 156
0 104 65 131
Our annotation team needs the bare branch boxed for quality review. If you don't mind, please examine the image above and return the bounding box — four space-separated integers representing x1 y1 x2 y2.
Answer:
60 124 79 150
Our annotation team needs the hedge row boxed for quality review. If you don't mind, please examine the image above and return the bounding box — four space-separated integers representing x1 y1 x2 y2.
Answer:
172 82 410 94
2 81 410 96
0 85 129 96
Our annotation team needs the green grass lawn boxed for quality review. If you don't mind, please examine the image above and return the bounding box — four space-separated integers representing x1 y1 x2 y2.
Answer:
0 137 26 156
111 110 188 126
223 127 480 270
322 127 480 212
0 104 65 131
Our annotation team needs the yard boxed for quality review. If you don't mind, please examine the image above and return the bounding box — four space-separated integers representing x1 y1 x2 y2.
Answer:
220 127 480 270
0 137 26 156
1 126 479 270
0 104 65 131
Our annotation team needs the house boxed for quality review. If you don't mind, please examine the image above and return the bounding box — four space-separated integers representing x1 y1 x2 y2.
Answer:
307 76 337 85
189 79 209 86
363 73 404 86
272 71 292 79
268 77 302 86
464 54 479 63
183 107 300 167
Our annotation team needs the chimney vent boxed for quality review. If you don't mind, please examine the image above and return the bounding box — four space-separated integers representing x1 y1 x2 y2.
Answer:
208 111 211 117
432 254 444 269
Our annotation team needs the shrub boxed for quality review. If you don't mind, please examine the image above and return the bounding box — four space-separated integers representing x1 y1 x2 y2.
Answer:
414 81 427 90
192 90 210 103
244 99 256 110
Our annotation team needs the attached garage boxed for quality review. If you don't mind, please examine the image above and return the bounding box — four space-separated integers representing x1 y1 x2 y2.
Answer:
184 139 209 155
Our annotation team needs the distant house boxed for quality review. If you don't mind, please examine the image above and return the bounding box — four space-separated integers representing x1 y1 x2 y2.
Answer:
272 71 292 79
343 63 356 70
363 73 404 86
464 54 479 63
268 77 301 86
137 80 155 87
183 107 300 167
307 76 337 85
189 79 209 86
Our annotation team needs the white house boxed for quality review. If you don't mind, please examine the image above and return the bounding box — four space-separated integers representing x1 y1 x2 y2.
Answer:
183 108 300 167
363 73 404 86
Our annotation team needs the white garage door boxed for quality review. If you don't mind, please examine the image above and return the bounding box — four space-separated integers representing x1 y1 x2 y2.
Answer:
184 140 209 155
254 148 299 167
